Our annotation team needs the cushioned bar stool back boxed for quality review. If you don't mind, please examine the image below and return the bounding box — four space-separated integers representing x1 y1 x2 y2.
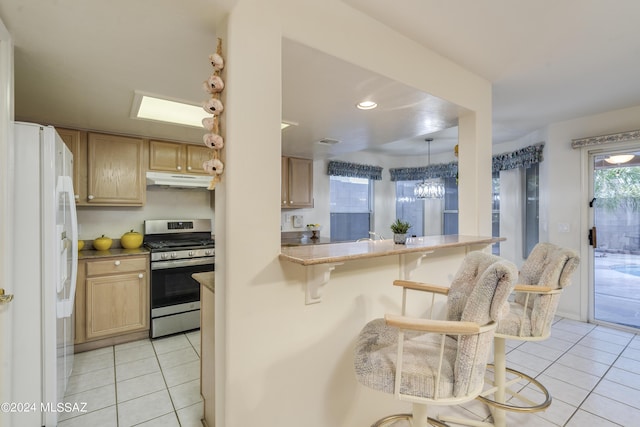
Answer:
469 243 580 427
354 251 517 427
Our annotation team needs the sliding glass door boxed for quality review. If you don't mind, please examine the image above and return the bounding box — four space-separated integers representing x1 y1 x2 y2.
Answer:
590 147 640 330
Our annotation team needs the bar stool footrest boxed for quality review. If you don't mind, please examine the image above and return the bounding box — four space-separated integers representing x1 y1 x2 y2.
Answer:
477 364 552 413
372 413 449 427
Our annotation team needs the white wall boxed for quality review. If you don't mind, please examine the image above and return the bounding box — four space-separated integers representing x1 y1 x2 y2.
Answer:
76 188 213 240
491 105 640 321
216 1 491 426
543 104 640 321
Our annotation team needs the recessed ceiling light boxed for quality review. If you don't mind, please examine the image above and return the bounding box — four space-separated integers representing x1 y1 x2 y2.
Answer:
356 100 377 110
131 91 209 128
317 138 340 145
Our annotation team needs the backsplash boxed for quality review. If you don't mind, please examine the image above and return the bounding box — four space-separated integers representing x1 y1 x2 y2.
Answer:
76 188 214 240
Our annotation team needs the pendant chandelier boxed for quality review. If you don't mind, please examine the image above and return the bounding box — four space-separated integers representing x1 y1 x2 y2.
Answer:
414 138 445 199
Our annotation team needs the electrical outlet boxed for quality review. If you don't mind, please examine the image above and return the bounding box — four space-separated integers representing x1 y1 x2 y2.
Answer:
293 215 303 228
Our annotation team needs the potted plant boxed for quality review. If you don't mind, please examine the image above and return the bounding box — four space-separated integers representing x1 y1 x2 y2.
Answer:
390 219 411 244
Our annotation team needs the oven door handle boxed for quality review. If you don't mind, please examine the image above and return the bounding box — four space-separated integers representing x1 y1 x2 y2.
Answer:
151 257 215 270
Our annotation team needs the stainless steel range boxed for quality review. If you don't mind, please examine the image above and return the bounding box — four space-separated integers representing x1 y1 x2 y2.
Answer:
144 219 214 338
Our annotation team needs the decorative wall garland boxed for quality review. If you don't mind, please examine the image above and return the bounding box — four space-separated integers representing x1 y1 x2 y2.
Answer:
201 38 225 190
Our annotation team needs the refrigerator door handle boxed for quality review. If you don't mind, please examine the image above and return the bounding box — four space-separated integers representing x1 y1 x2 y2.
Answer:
57 176 78 318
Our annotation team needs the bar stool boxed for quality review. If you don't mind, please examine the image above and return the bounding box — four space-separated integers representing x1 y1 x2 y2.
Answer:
354 251 517 426
443 243 580 427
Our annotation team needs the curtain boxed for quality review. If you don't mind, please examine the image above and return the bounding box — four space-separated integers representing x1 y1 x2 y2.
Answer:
389 143 544 181
327 160 383 180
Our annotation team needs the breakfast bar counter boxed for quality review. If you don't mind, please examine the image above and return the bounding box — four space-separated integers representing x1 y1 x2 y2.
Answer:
280 234 504 304
280 234 502 266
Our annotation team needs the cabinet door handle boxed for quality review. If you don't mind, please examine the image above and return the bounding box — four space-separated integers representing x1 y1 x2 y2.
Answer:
0 288 14 304
138 273 144 279
114 260 121 266
88 195 94 200
74 194 79 200
177 166 182 171
187 166 192 171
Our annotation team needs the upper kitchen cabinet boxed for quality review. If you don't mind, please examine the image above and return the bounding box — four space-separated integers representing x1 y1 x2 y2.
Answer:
149 140 211 175
86 132 145 206
281 156 313 208
57 127 85 202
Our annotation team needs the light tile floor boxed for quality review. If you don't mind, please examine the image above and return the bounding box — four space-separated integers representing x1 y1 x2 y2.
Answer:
431 317 640 426
59 330 203 427
58 318 640 426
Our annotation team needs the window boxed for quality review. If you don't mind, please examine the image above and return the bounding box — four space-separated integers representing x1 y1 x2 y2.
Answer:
330 176 372 242
395 178 458 236
523 163 539 257
492 172 500 255
395 181 424 236
443 177 458 235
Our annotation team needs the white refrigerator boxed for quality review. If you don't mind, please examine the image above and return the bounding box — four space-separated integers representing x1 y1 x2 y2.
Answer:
12 122 78 426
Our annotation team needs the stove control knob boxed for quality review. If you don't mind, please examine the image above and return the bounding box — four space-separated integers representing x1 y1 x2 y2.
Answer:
161 253 169 260
205 249 213 256
188 251 194 256
171 252 177 259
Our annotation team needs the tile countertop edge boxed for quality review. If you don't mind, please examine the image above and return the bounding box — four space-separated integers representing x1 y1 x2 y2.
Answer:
193 272 214 292
279 235 504 266
78 247 150 259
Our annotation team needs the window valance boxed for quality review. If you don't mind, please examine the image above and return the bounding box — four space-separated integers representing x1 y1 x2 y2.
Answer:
571 129 640 149
390 143 544 181
390 162 458 182
327 160 383 180
492 143 544 172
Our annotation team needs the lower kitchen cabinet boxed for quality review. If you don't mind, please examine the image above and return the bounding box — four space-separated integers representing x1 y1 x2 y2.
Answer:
75 255 150 351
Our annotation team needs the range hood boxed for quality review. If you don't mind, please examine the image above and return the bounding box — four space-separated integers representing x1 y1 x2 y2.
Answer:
146 171 212 189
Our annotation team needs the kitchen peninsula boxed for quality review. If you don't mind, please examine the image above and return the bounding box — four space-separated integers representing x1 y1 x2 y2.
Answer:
280 234 503 304
192 272 214 427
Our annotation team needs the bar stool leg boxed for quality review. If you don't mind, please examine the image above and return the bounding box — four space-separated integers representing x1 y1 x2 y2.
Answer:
492 337 506 427
412 403 429 426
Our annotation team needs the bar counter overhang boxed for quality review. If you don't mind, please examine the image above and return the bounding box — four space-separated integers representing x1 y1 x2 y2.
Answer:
280 234 504 304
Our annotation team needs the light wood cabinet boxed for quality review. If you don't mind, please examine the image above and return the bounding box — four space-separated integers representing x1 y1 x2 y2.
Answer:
58 127 89 203
149 140 211 175
87 133 145 205
281 156 313 208
75 255 149 349
61 129 145 206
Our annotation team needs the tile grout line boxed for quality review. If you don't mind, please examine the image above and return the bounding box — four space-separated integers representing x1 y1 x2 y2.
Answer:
153 334 183 426
565 330 639 426
499 319 596 426
555 324 637 426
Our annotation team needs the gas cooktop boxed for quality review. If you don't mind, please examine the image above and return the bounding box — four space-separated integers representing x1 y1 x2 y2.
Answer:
145 239 214 250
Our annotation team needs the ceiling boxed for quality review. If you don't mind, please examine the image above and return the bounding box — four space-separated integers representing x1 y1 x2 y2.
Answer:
3 0 640 159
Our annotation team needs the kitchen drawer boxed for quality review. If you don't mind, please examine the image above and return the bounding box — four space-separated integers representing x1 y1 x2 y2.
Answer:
86 256 147 276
